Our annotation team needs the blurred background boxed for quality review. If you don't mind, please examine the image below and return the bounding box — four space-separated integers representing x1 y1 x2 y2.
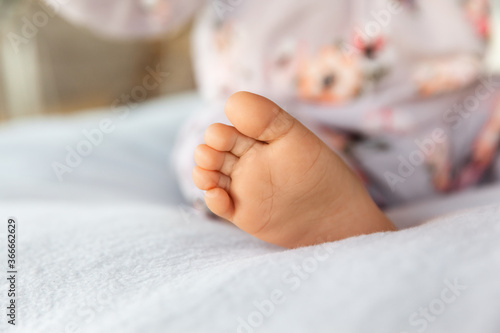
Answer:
0 0 196 122
0 0 499 122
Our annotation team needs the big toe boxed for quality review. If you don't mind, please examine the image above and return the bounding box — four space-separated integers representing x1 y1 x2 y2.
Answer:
225 91 296 142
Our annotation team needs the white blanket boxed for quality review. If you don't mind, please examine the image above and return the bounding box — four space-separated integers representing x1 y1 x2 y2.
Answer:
1 202 499 333
1 93 500 332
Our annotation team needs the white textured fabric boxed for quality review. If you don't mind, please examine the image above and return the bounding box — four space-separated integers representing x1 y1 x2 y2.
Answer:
0 93 199 204
0 203 499 333
1 93 500 332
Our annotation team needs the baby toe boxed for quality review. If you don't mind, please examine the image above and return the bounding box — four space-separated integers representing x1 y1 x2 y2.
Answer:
205 123 257 157
205 188 234 221
194 144 238 175
193 166 231 191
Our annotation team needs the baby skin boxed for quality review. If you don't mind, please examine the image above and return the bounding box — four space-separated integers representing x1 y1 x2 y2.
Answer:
193 92 396 248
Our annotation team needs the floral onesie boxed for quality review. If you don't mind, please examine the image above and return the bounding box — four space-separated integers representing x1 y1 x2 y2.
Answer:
49 0 500 208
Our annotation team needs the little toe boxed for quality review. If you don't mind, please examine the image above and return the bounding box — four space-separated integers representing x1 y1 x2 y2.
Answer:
205 188 234 221
194 144 238 175
205 123 257 157
192 166 231 191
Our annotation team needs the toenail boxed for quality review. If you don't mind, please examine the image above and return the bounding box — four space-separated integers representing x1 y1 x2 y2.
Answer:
205 190 217 198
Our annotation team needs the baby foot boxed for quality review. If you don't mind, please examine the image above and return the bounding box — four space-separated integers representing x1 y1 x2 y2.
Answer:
193 92 396 248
